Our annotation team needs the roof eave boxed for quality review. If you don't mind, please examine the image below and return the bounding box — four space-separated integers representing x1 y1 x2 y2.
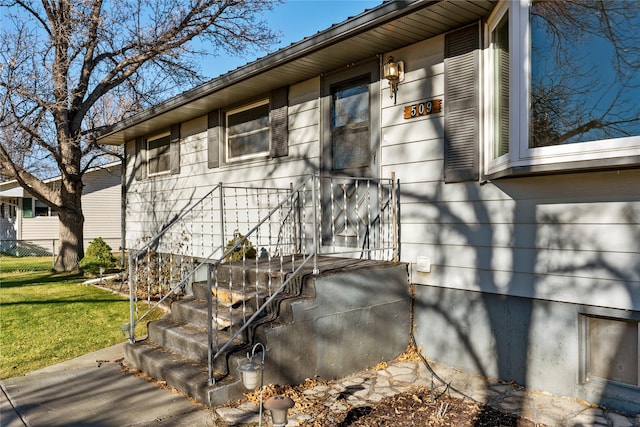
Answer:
97 0 495 145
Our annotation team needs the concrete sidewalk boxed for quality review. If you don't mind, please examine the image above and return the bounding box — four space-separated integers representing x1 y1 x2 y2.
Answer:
2 343 639 426
0 343 216 427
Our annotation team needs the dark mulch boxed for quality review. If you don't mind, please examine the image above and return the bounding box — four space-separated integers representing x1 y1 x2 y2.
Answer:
320 386 543 426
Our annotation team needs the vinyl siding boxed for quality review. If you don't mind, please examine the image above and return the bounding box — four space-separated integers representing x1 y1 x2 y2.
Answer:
124 33 640 313
82 165 122 251
377 37 640 311
10 165 121 252
124 78 321 246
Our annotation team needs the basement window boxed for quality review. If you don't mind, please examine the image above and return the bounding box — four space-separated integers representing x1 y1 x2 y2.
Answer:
583 315 639 387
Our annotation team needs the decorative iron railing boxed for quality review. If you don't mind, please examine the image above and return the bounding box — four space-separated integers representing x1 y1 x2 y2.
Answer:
125 174 399 384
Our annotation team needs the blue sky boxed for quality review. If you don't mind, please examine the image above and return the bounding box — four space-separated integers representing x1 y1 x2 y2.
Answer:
200 0 381 79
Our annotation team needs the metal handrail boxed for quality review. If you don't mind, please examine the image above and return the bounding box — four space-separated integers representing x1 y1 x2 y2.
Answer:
207 252 316 385
125 173 400 389
130 183 222 261
127 245 224 339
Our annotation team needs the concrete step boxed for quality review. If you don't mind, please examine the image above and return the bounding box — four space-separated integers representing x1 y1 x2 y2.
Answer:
169 298 210 328
209 260 287 288
193 281 270 303
126 257 411 408
123 340 248 406
147 319 246 365
170 297 258 330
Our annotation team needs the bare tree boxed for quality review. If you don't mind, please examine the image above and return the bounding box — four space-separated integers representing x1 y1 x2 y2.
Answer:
0 0 281 272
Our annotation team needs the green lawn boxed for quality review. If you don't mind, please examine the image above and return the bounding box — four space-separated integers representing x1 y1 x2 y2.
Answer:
0 255 53 272
0 260 159 379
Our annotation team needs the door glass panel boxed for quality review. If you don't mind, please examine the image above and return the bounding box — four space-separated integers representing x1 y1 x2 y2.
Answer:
331 77 370 171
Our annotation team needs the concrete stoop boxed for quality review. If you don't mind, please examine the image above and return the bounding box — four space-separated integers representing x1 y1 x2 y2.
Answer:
123 257 411 407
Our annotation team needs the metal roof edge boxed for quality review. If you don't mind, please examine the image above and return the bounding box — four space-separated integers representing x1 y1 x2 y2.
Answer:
96 0 436 142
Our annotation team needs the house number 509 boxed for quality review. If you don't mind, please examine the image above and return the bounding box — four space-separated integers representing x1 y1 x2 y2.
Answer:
403 99 442 119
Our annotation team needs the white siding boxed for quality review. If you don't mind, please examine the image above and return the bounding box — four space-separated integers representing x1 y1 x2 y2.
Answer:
124 78 322 247
21 216 59 241
82 165 122 251
8 164 121 252
376 37 640 311
124 33 640 313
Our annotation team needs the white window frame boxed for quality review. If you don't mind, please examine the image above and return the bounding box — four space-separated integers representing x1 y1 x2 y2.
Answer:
225 99 270 163
484 0 640 177
146 130 171 177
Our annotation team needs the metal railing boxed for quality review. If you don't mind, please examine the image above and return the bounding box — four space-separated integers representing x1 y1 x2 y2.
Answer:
125 174 399 385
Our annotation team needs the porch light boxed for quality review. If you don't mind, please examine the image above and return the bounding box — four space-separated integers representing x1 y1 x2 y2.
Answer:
238 343 266 426
383 56 404 104
264 395 295 427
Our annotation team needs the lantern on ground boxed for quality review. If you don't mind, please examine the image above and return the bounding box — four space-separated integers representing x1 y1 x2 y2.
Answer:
264 395 295 427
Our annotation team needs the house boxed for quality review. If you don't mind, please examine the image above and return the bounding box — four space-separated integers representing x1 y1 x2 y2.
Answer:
0 161 122 256
97 0 640 414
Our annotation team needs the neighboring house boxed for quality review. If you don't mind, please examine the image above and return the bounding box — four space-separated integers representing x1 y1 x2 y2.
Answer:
0 161 122 255
98 1 640 413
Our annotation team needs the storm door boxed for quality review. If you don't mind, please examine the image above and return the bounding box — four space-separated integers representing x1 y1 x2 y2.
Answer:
320 60 382 255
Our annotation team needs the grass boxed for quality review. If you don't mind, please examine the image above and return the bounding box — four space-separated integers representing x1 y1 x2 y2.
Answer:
0 255 53 272
0 257 161 379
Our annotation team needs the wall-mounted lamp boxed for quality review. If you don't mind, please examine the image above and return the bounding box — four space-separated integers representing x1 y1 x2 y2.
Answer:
264 395 295 427
238 343 266 426
383 56 405 105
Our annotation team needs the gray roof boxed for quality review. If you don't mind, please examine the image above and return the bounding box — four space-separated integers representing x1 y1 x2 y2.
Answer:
97 0 495 145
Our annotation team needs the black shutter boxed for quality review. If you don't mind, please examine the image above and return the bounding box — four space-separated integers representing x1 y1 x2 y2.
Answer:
270 86 289 158
170 124 180 175
208 111 220 169
444 23 480 183
134 137 146 181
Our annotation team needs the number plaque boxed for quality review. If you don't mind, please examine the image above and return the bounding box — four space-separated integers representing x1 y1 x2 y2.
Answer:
403 99 442 119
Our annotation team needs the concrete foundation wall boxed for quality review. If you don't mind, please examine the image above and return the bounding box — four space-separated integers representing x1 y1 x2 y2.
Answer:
262 263 411 386
414 284 640 414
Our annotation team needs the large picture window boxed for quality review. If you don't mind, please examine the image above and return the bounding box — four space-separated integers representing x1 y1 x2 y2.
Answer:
486 0 640 175
226 101 270 162
529 1 640 148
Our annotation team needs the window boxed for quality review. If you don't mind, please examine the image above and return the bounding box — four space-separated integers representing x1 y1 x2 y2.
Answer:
321 60 379 176
492 12 509 159
226 101 270 162
207 88 288 169
330 77 371 171
583 316 639 387
21 198 55 217
34 200 52 217
486 0 640 176
147 131 171 176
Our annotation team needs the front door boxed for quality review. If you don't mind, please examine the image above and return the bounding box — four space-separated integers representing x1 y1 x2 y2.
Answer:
320 60 381 254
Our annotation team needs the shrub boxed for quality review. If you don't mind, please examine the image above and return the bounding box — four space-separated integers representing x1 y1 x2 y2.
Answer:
80 237 116 274
225 231 256 262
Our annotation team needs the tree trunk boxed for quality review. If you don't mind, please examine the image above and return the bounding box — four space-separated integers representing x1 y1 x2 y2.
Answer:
54 187 85 273
55 210 84 273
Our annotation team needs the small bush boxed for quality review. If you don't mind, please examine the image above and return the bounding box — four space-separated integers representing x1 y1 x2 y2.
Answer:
80 237 116 274
225 231 256 262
